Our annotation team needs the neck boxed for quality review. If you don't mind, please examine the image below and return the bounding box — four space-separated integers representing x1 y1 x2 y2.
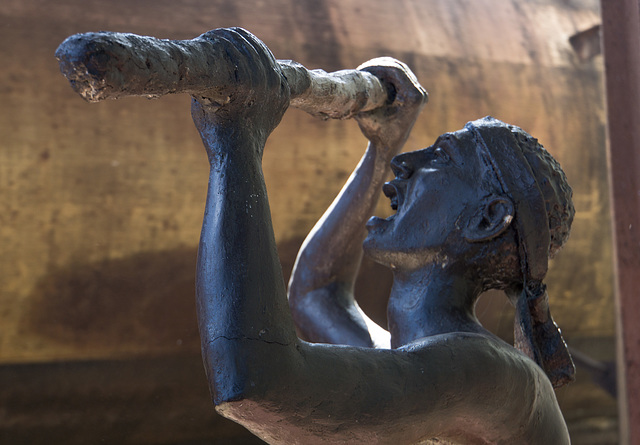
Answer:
387 263 487 348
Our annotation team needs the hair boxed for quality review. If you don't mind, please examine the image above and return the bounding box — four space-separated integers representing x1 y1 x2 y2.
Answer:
461 118 576 387
509 126 574 258
466 121 574 292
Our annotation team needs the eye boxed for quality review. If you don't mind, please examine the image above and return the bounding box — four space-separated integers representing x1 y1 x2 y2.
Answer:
433 147 450 164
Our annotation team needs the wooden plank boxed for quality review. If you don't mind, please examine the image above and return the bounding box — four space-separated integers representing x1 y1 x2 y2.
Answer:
600 1 640 443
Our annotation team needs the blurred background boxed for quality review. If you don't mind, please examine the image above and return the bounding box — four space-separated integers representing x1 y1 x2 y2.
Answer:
0 0 617 443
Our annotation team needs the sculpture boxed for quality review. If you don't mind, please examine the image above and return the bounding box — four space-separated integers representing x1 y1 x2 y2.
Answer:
57 27 575 444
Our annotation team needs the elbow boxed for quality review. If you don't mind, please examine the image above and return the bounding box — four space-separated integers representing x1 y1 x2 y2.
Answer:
200 335 299 406
287 266 310 308
201 337 251 405
287 290 320 342
287 278 314 326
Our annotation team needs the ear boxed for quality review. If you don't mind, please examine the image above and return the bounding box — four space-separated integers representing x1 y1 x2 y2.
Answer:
464 196 515 243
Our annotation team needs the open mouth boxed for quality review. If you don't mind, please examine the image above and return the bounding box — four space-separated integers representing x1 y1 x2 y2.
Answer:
382 183 400 212
366 182 402 231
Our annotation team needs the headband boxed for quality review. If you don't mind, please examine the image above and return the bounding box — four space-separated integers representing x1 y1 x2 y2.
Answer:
465 117 575 388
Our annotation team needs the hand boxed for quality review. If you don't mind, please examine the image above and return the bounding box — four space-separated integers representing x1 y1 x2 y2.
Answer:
190 28 290 159
354 58 428 160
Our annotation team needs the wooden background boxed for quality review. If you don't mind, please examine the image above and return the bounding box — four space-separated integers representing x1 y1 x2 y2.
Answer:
0 0 617 443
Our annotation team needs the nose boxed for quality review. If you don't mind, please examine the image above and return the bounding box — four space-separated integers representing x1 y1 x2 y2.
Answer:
391 148 432 179
390 153 415 179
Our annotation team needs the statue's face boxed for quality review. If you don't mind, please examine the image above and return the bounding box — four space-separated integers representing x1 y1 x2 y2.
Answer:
363 129 487 270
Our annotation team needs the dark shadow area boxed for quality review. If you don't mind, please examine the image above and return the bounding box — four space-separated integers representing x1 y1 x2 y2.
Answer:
0 355 266 445
21 238 396 351
354 255 393 327
22 246 202 351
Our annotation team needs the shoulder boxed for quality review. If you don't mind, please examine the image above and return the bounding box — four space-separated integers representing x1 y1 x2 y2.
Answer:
399 333 570 444
401 331 541 373
400 332 556 405
400 332 534 373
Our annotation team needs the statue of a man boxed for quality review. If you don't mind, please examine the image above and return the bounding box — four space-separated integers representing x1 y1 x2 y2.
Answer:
190 28 573 444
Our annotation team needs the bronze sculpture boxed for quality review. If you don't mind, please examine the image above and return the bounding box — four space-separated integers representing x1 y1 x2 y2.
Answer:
57 27 574 444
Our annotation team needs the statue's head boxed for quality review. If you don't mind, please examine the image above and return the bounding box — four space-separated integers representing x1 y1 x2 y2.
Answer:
364 116 574 289
364 116 576 387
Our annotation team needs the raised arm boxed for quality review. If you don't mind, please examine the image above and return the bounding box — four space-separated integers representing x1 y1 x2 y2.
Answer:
288 59 427 348
192 28 299 403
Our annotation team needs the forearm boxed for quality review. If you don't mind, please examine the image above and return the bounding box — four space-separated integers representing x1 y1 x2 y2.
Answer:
288 142 393 347
290 142 388 294
196 128 298 402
